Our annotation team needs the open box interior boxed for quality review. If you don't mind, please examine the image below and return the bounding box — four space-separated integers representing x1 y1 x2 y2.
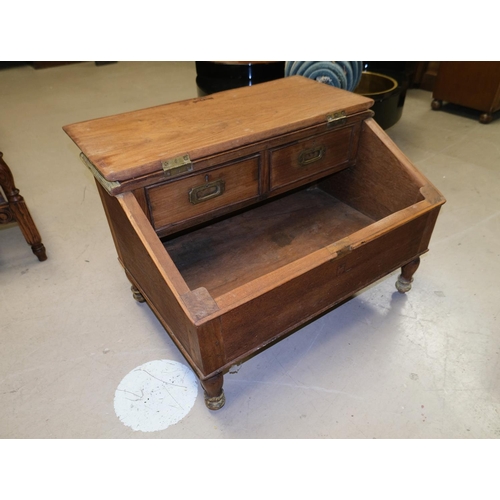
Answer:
152 120 428 305
162 186 375 299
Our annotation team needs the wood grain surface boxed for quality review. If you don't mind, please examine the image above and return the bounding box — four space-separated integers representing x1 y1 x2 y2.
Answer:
63 76 373 182
65 76 446 404
163 187 375 298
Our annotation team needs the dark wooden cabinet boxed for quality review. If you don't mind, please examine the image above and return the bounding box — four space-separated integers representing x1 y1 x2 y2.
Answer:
64 77 445 410
431 62 500 123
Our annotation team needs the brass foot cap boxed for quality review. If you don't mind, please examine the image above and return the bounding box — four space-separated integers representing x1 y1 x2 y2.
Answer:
204 390 225 411
131 285 146 303
396 275 413 294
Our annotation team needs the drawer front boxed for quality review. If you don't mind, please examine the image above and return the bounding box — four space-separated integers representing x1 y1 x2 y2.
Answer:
147 155 260 231
269 126 353 191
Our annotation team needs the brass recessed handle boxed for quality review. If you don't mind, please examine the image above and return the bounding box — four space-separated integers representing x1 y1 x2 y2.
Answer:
188 179 225 205
298 145 326 166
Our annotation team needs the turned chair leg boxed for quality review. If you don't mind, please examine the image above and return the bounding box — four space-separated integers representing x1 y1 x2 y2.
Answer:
0 152 47 261
396 257 420 293
201 373 225 410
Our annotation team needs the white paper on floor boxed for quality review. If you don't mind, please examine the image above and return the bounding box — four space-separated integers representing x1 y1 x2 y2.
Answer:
114 359 198 432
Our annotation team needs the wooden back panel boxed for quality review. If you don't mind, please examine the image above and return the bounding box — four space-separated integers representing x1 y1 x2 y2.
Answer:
319 118 428 220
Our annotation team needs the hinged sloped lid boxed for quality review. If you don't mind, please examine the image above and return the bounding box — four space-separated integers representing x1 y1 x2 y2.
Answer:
63 75 373 183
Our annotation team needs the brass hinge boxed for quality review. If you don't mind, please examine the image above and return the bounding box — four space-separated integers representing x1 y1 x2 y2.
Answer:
80 153 121 194
161 154 193 178
326 111 347 127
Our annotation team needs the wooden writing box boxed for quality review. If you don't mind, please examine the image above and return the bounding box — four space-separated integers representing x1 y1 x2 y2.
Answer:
64 76 445 410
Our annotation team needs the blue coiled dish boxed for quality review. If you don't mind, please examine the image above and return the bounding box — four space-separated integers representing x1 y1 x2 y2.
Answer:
285 61 363 92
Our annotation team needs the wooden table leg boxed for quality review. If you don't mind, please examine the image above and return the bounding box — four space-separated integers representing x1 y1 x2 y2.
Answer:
0 152 47 261
396 257 420 293
201 373 225 410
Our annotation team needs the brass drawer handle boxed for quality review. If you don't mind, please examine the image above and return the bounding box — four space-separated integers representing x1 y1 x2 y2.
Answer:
298 145 326 166
188 179 225 205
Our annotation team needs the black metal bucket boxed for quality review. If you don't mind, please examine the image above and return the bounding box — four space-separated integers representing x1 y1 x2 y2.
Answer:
354 71 406 129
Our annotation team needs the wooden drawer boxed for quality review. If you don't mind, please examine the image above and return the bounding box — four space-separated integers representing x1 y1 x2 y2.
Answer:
269 126 353 191
147 154 260 231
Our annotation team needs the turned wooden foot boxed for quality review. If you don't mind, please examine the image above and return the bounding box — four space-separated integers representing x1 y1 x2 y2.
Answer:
479 112 493 124
396 257 420 293
31 242 48 261
0 152 47 261
201 373 225 410
131 285 146 302
431 99 443 110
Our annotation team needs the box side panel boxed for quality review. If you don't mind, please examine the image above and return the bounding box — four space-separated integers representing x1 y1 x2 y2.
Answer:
217 210 437 367
95 182 206 372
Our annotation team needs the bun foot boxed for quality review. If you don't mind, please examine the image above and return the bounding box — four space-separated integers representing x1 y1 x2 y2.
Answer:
431 99 443 110
204 390 226 411
395 257 420 294
131 285 145 302
479 113 493 124
396 275 413 293
201 373 225 410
